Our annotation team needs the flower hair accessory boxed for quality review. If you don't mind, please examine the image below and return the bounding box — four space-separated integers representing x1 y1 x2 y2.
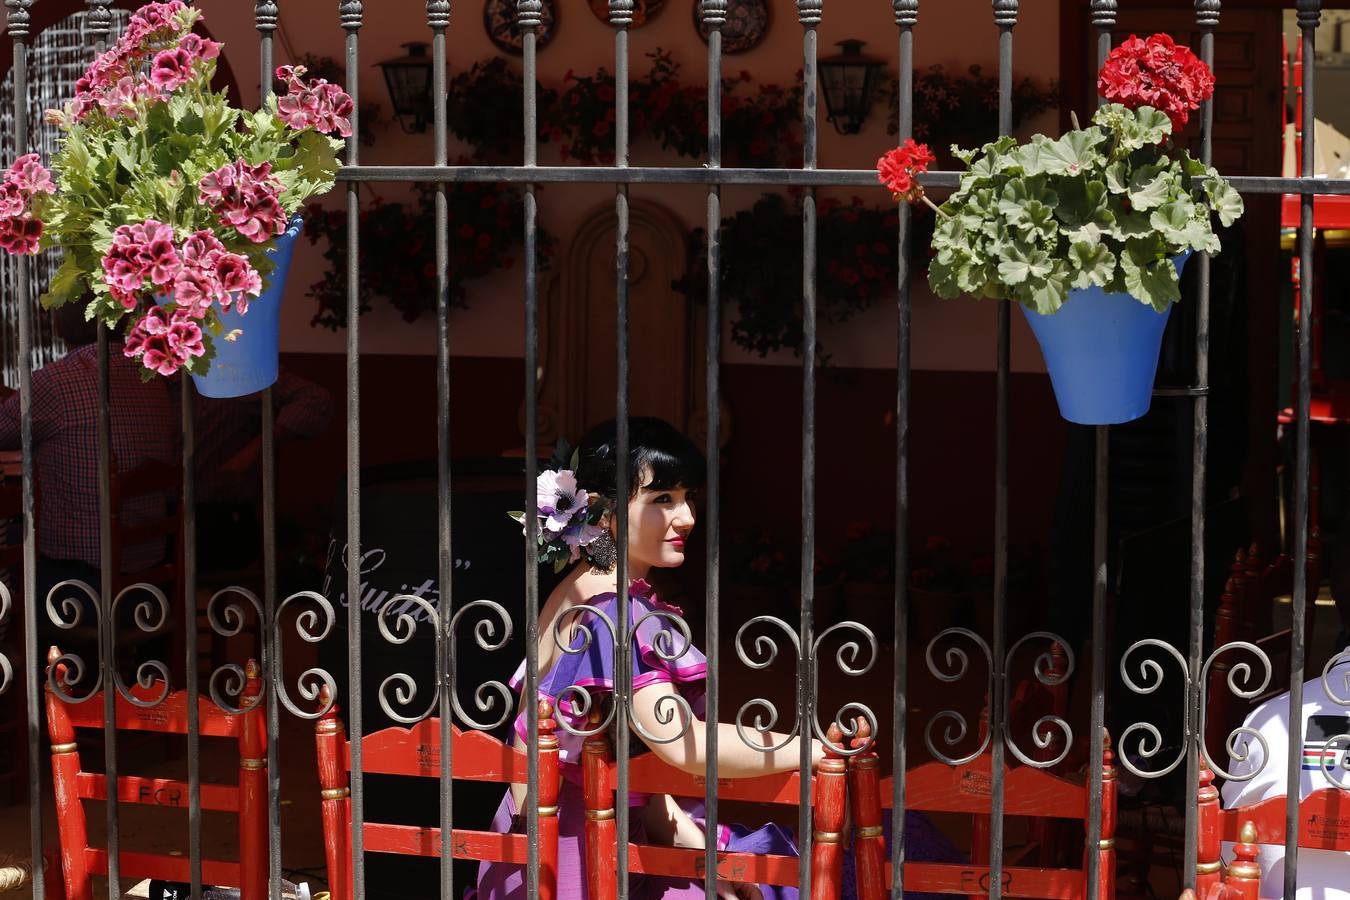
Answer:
509 440 607 574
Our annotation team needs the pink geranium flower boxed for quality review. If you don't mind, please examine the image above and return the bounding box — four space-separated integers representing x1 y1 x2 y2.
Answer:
276 65 354 138
123 303 204 376
199 160 287 243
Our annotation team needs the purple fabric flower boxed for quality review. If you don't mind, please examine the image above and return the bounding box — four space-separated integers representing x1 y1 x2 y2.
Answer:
536 469 586 533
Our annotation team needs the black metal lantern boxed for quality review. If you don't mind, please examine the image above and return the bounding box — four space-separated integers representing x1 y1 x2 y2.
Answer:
819 39 885 135
377 42 433 133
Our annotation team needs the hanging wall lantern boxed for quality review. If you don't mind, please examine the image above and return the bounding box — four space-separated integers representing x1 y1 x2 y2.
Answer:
377 41 434 133
819 39 885 135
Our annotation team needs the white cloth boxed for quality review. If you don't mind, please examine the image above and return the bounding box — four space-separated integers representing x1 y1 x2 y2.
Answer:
1220 649 1350 899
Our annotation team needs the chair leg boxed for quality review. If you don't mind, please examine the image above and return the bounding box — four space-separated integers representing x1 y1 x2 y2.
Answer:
811 725 847 900
846 744 886 900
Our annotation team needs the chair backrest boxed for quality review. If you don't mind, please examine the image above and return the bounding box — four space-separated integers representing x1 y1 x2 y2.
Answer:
863 734 1118 899
313 692 561 900
43 647 267 900
1208 539 1323 760
579 720 850 900
1194 763 1266 900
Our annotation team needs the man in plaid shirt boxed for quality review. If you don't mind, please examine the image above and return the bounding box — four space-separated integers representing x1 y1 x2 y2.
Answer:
0 304 177 594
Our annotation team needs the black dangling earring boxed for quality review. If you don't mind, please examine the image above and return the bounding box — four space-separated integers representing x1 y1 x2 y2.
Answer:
586 532 618 572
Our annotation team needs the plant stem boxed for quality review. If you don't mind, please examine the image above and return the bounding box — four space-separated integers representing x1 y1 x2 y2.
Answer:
921 194 948 219
1070 110 1081 131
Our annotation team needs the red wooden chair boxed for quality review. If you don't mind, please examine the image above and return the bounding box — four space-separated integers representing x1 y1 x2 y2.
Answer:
43 647 267 900
580 722 852 900
314 692 562 900
1202 754 1350 900
852 734 1118 899
1189 763 1264 900
1208 538 1323 762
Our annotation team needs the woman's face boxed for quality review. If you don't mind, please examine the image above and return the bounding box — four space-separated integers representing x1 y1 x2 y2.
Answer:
624 473 697 572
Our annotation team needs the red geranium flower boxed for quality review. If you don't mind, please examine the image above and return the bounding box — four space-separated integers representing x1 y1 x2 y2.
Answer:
1097 32 1214 132
876 139 936 204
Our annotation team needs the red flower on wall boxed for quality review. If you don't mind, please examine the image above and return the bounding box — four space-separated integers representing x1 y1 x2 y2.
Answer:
1097 32 1214 132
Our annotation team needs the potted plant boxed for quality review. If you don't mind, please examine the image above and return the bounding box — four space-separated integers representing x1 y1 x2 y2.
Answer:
879 34 1244 425
0 1 349 398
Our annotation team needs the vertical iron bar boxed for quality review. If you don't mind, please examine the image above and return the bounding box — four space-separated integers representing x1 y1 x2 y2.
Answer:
181 371 202 900
427 3 454 899
891 4 918 898
700 3 725 897
610 4 634 897
85 4 122 895
3 2 41 896
254 5 284 899
1085 7 1116 899
339 3 365 897
795 2 821 894
517 4 543 899
1185 1 1220 886
989 4 1017 899
1287 3 1320 895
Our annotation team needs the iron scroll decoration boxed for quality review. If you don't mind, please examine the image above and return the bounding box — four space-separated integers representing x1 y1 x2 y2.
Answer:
484 0 557 54
694 0 769 54
548 605 880 757
0 581 10 696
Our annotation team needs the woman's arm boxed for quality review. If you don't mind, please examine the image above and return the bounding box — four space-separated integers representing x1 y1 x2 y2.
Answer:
631 682 825 778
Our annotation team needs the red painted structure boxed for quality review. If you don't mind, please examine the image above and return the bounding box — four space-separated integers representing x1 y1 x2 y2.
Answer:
43 648 267 900
313 694 562 900
580 720 849 900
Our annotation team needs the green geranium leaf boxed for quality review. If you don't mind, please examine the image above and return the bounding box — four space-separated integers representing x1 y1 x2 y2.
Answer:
1018 268 1070 316
1127 165 1173 211
1202 175 1245 228
1121 241 1182 311
1046 129 1107 175
996 245 1052 286
1069 241 1116 289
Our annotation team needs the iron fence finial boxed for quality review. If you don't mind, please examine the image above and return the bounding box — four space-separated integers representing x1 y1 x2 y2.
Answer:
516 0 543 29
1195 0 1222 27
700 0 727 28
427 0 451 28
4 0 32 39
86 0 113 42
992 0 1018 27
1090 0 1116 29
609 0 634 27
338 0 363 29
796 0 823 27
893 0 918 28
1296 0 1321 29
255 1 280 33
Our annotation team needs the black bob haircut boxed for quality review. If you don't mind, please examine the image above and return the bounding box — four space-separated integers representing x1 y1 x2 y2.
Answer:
575 418 706 502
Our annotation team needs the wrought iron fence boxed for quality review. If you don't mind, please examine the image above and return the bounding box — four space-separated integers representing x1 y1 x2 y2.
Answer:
4 0 1350 899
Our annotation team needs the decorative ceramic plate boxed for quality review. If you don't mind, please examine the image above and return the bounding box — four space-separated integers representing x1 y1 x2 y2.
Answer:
484 0 558 54
589 0 666 28
694 0 770 55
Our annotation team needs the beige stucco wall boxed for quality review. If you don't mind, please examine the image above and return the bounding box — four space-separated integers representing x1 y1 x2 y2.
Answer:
195 0 1062 372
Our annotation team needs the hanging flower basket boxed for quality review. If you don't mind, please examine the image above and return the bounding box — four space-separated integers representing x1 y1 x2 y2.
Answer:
1020 252 1190 424
879 34 1244 426
0 2 349 395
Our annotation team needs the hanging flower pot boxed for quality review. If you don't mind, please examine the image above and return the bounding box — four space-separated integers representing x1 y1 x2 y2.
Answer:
878 34 1244 427
0 3 349 387
1021 252 1191 425
188 216 303 398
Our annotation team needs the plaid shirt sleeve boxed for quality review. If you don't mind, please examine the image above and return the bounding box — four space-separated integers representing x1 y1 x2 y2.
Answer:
274 371 333 439
0 368 63 451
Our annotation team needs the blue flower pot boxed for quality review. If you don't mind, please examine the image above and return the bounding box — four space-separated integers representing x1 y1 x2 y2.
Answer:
190 216 303 399
1020 253 1191 426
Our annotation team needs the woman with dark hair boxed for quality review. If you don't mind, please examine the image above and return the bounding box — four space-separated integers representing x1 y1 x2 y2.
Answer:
477 418 960 899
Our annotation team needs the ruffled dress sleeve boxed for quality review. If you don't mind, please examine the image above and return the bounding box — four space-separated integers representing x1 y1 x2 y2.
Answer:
509 583 707 762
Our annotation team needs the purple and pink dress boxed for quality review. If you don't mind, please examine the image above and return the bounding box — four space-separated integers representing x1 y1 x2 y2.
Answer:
473 585 961 899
